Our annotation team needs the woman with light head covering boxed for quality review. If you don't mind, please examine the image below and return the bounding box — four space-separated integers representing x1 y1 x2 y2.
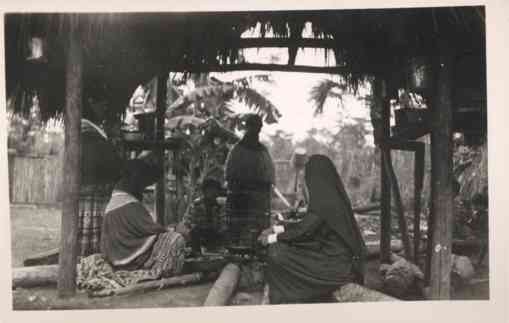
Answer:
100 153 186 278
259 154 367 304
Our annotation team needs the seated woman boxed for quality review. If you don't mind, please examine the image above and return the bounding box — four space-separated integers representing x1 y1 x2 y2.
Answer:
258 155 367 304
100 153 188 279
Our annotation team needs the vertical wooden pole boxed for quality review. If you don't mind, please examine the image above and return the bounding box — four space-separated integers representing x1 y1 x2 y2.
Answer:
155 73 168 225
58 18 82 297
382 150 412 260
429 44 454 299
374 77 392 264
175 151 185 221
413 145 425 263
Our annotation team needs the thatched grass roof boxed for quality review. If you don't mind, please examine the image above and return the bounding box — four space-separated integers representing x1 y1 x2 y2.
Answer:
5 7 485 120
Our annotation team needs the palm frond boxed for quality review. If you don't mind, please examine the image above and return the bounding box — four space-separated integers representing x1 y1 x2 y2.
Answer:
308 79 347 115
235 87 281 124
167 83 234 115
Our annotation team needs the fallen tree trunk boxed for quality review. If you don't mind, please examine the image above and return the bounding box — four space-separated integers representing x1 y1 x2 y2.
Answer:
12 265 59 289
92 272 211 297
204 263 241 306
334 283 399 302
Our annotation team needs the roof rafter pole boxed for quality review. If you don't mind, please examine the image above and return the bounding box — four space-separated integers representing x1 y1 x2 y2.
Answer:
167 63 349 75
57 17 82 298
236 38 336 49
429 39 454 299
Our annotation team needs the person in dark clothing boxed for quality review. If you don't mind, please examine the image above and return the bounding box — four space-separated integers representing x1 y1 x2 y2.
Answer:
224 114 275 250
258 154 367 304
183 178 226 254
78 96 124 256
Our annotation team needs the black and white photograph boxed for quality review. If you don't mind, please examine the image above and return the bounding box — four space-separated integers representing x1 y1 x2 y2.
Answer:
0 2 506 321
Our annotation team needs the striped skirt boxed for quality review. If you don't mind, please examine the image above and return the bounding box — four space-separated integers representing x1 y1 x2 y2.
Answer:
78 184 114 257
225 188 271 250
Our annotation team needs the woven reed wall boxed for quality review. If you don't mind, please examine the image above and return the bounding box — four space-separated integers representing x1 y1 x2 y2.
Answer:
9 152 63 205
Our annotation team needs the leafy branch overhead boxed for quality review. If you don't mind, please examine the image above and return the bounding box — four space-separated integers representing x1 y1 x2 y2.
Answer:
166 75 281 125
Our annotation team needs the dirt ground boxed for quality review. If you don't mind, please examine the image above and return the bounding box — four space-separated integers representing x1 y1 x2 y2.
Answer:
9 204 489 310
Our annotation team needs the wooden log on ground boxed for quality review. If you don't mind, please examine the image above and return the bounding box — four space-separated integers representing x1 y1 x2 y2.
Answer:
13 265 59 289
366 240 403 259
13 263 213 292
352 203 380 214
24 248 60 266
333 283 399 302
204 263 241 306
92 272 211 297
182 255 228 274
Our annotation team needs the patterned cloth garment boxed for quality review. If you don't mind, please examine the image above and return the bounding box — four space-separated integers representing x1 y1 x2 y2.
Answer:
225 189 271 249
77 231 186 297
78 184 114 257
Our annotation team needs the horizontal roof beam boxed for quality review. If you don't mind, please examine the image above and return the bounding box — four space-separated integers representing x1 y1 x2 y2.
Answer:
235 38 336 49
168 62 348 74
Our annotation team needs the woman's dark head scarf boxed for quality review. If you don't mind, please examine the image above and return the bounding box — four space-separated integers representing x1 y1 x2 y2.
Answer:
115 153 163 200
305 155 367 264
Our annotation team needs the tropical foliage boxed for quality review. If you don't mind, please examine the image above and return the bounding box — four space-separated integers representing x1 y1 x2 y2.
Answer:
163 73 280 219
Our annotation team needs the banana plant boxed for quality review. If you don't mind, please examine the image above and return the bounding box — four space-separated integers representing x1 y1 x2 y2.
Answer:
166 73 279 219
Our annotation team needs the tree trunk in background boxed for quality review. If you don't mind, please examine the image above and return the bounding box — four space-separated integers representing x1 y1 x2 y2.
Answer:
58 18 82 297
413 146 425 263
376 76 392 264
383 150 413 260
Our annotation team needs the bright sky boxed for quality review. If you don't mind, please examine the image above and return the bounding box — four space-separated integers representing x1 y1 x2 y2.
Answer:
211 46 372 144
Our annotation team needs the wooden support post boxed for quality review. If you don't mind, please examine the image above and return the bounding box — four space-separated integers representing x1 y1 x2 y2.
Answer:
174 151 185 221
429 44 454 299
155 73 168 225
413 145 425 263
58 20 82 297
425 177 434 284
377 77 392 264
382 151 413 260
